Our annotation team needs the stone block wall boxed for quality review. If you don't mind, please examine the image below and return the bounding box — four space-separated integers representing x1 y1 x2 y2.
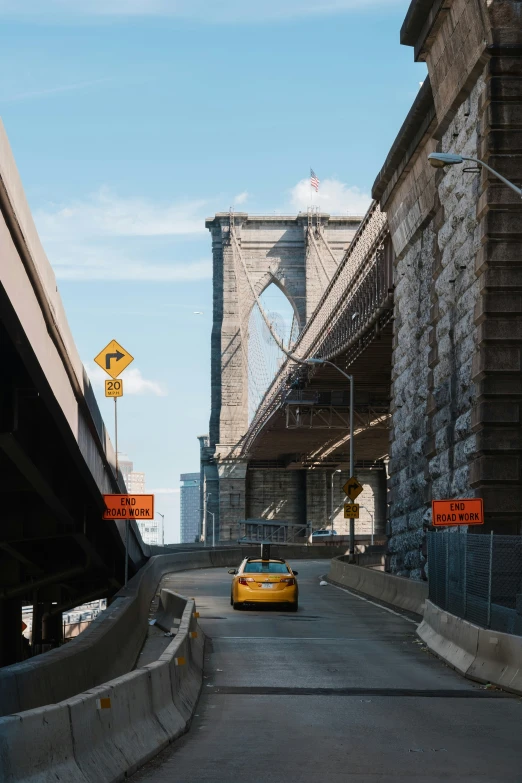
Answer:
378 0 522 576
247 469 306 527
388 79 483 577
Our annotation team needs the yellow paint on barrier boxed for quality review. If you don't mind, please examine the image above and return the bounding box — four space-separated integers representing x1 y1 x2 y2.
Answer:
174 657 186 666
96 697 111 710
193 612 200 618
190 631 198 639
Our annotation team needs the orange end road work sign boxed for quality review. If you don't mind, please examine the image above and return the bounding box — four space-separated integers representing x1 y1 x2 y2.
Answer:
103 494 154 520
432 498 484 526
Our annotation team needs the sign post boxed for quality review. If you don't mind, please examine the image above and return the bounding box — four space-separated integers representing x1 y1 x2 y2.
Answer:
94 340 133 479
342 477 363 556
94 338 134 585
103 495 155 586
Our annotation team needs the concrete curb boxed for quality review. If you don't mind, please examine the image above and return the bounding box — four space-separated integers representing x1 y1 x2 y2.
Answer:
0 590 204 783
327 557 428 615
418 600 522 696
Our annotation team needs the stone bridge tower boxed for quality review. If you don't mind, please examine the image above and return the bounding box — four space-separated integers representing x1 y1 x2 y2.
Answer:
201 212 360 541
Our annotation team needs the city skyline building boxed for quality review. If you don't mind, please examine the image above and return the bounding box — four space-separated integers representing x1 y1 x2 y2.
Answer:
180 473 201 544
120 454 158 545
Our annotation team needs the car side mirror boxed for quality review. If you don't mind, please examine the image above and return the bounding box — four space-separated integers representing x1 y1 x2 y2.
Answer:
293 571 298 575
228 569 237 575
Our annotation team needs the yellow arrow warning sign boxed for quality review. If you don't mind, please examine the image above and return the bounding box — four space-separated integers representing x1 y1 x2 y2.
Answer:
342 476 363 501
94 340 134 380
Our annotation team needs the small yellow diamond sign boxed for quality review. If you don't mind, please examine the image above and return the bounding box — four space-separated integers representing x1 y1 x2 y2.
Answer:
342 476 363 501
94 340 134 380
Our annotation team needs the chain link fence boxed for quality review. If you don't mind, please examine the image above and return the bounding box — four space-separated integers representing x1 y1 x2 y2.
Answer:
427 531 522 636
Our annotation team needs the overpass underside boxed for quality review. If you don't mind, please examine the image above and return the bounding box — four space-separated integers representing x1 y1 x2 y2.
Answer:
246 324 393 468
0 295 125 664
235 323 393 542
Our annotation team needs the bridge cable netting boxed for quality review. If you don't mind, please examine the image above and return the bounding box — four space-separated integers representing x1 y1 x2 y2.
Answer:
227 203 388 438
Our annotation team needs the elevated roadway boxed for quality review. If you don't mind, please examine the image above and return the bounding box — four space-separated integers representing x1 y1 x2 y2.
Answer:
132 562 521 782
0 121 148 664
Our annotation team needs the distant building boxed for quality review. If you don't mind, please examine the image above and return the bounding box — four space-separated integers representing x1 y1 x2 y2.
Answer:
119 456 145 493
180 473 201 543
120 455 157 545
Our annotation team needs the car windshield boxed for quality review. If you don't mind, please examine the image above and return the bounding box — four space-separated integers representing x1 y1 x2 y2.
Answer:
243 562 290 574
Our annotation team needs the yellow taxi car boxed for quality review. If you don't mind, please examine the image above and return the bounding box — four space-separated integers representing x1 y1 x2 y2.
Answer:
229 557 299 611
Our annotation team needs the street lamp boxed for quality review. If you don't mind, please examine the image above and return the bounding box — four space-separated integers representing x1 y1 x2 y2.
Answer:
330 469 342 535
305 357 356 559
360 506 374 547
428 152 522 198
206 493 216 548
155 512 165 547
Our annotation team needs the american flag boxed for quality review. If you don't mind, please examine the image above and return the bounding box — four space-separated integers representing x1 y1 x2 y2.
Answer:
310 169 320 192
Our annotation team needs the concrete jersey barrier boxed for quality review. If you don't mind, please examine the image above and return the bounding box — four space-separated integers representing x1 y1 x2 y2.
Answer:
0 549 240 717
0 589 204 783
418 599 522 696
327 556 428 615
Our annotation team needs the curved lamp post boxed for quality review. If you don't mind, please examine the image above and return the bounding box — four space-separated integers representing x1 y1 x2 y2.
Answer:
155 512 165 547
330 469 342 535
305 358 356 559
428 152 522 198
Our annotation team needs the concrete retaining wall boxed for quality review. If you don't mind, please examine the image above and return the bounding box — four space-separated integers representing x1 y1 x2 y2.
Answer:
327 556 428 615
418 600 522 696
0 590 204 783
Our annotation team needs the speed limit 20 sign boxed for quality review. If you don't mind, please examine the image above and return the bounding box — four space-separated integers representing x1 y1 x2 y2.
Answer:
105 379 123 398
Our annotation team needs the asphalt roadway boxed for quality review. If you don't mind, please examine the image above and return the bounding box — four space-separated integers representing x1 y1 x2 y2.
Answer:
132 561 522 782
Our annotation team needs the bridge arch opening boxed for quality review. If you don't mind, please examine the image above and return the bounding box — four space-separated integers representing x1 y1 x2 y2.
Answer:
248 281 298 422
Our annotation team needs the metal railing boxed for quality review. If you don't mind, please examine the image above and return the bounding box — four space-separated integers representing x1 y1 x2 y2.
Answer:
428 531 522 636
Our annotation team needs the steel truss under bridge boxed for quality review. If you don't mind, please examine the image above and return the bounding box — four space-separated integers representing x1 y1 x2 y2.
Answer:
285 402 390 431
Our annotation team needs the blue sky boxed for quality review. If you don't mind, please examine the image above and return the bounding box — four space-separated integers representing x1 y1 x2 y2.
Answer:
0 0 425 542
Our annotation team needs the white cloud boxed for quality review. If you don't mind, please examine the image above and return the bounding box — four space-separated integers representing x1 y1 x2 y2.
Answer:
35 186 207 242
290 177 371 215
34 187 213 282
0 0 407 22
84 362 167 397
1 78 111 103
51 244 211 281
233 191 249 205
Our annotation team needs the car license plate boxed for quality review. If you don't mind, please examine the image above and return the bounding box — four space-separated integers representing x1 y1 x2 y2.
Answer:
261 583 273 589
